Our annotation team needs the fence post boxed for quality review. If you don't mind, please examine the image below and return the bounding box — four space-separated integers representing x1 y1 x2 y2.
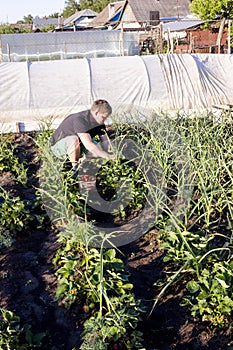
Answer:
7 43 11 62
228 19 231 55
120 22 124 56
0 35 2 62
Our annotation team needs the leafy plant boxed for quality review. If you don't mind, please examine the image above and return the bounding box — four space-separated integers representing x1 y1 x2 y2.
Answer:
80 294 146 350
151 112 233 327
182 260 233 327
0 309 45 349
96 158 148 219
0 135 28 184
0 186 31 233
54 242 133 309
35 118 54 150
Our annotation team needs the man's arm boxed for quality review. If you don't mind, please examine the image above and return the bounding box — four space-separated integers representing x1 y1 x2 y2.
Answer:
78 133 114 160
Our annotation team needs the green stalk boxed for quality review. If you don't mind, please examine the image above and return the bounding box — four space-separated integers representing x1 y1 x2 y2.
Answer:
149 259 190 317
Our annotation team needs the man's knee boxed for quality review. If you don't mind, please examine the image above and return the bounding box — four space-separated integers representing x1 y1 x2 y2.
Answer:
66 136 80 152
51 135 79 159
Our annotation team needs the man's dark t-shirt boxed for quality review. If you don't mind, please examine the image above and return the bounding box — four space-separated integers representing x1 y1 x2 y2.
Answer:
51 110 106 146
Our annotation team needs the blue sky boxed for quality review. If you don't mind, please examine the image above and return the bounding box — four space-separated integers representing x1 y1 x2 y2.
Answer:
0 0 67 23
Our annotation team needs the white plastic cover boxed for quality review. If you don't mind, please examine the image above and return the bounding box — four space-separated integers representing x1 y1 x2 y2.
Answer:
1 54 233 131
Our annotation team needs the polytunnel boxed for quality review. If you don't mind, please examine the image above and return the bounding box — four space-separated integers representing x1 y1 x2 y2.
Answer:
1 53 233 132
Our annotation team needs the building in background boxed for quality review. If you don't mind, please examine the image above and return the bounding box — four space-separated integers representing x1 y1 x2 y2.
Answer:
56 9 98 31
88 0 192 30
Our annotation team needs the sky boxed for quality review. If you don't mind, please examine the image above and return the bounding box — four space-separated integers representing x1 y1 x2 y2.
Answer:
0 0 67 24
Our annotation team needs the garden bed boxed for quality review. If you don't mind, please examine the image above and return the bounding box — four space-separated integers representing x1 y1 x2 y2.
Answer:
0 115 232 350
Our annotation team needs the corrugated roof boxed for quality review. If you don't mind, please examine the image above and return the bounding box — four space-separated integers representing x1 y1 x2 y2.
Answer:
127 0 192 22
63 9 97 26
88 1 125 28
33 18 58 27
162 16 204 32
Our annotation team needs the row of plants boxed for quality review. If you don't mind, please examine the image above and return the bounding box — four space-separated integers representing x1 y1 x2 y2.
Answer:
38 111 232 345
37 123 149 349
0 123 148 349
0 110 233 348
148 114 233 327
53 231 145 349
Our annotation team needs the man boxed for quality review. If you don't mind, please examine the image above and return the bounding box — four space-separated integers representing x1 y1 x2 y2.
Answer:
50 99 115 170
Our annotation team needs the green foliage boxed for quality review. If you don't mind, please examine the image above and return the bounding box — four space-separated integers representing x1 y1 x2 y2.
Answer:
62 0 80 18
0 229 14 249
0 25 17 34
159 229 215 266
79 0 112 13
190 0 233 20
0 309 45 349
34 118 54 149
0 24 31 34
53 225 146 348
80 294 145 350
183 260 233 327
23 14 33 23
39 25 57 32
97 158 147 219
54 242 133 308
0 134 28 184
0 187 31 234
153 112 233 328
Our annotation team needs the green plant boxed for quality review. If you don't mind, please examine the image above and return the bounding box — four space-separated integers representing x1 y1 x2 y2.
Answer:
35 117 55 149
0 229 14 249
96 158 147 220
80 294 146 350
150 112 233 327
0 135 28 184
0 186 31 233
0 309 45 349
182 260 233 327
54 243 133 309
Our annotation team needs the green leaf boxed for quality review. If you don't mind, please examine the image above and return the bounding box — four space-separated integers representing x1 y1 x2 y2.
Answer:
215 277 229 289
187 280 200 293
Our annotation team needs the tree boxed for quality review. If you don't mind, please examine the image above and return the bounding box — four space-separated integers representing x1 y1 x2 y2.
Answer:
62 0 80 18
23 14 33 24
79 0 112 13
190 0 233 21
49 12 60 18
190 0 233 52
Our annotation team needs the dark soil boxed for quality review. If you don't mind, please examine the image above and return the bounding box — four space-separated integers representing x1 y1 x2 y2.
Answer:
0 132 232 350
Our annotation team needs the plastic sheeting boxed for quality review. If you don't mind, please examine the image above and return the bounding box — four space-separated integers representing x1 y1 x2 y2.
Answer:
0 31 139 62
1 54 233 132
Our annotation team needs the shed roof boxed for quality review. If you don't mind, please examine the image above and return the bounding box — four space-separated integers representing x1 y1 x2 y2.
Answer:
32 17 58 28
162 15 204 32
63 9 98 26
88 1 125 28
127 0 192 21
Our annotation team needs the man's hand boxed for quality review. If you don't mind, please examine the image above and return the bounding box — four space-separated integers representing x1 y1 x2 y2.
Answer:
108 153 115 160
79 132 115 160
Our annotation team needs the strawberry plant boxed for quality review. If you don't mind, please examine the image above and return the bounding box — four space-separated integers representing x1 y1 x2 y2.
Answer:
0 309 45 349
96 158 148 219
182 259 233 327
54 240 133 308
80 294 146 350
0 135 28 184
0 186 32 234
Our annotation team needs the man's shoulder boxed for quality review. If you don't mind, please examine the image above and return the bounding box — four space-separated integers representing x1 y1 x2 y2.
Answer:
67 110 89 120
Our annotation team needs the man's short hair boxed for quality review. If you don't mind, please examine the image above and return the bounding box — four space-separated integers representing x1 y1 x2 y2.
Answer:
91 99 112 115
